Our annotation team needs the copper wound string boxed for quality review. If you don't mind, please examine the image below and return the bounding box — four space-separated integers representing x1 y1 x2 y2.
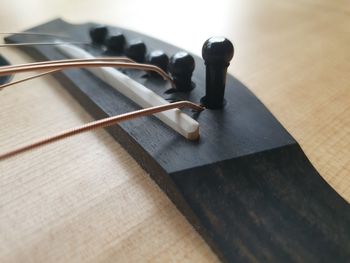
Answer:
0 101 204 161
0 70 59 90
0 58 136 90
1 57 135 69
0 60 173 85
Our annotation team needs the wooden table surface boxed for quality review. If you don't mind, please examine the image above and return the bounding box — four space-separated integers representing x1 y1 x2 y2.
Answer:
0 0 349 262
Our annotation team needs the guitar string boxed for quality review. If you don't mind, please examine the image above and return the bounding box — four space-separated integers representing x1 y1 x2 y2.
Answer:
0 32 72 39
0 57 136 90
0 33 171 86
0 34 183 160
0 42 89 47
2 57 135 69
0 101 204 161
0 69 59 90
0 31 89 46
0 60 175 87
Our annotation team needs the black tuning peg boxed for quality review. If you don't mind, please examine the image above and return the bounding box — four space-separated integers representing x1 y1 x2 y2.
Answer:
89 25 108 44
105 33 126 52
169 51 195 91
201 37 234 109
125 40 146 62
146 50 169 74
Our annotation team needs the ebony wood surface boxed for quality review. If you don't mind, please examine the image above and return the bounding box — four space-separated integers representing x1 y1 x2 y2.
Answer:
7 19 350 263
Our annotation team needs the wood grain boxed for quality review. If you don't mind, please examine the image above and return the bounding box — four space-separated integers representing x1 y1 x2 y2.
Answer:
0 0 349 262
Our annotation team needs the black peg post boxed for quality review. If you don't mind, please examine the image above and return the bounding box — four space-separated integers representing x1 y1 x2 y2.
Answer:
169 51 195 91
201 37 234 109
89 25 108 44
125 40 146 62
105 33 126 52
146 50 169 74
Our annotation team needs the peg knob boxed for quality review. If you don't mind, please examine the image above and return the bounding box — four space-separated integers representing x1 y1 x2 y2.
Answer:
125 40 146 62
147 50 169 74
169 51 195 91
201 37 234 109
105 33 126 52
89 25 108 44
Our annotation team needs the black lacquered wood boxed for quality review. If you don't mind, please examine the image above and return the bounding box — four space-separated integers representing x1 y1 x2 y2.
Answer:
6 19 350 263
105 33 126 52
169 51 195 91
201 37 234 109
125 40 146 62
89 25 108 44
147 50 169 74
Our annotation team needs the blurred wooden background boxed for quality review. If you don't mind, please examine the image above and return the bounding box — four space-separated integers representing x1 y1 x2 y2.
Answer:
0 0 349 262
